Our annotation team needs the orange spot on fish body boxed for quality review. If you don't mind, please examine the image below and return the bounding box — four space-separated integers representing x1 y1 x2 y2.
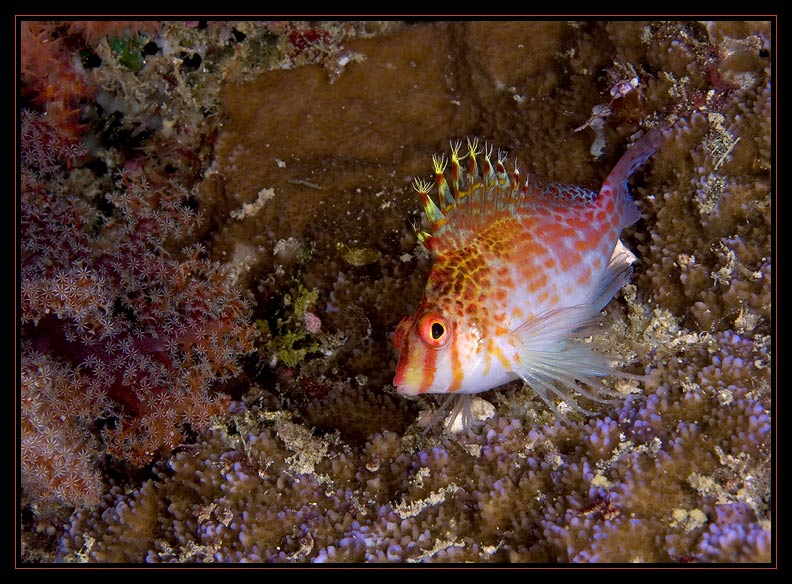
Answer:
520 239 548 258
576 267 592 286
567 216 589 230
490 339 510 370
527 273 549 293
482 348 492 376
559 251 582 270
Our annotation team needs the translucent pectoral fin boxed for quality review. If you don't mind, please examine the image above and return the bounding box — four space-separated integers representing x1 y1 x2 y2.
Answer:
507 305 640 419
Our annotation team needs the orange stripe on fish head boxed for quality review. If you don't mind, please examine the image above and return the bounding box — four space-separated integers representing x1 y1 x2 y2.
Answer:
393 315 414 353
393 309 478 395
393 339 437 395
393 311 449 395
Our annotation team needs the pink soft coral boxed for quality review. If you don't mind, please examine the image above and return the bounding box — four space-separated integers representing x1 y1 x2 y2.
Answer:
20 21 94 141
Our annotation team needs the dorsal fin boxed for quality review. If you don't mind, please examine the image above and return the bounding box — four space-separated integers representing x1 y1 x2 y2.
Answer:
414 138 599 253
413 130 665 255
414 139 516 251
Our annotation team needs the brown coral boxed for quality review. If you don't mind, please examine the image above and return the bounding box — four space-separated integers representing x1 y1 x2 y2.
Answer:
58 328 770 563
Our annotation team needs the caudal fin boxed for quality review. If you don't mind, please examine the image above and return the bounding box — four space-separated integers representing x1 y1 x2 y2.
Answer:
602 127 666 229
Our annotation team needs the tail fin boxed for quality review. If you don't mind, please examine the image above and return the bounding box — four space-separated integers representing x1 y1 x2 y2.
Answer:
602 127 666 229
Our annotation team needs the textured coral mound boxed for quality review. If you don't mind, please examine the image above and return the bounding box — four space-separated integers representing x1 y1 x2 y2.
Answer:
61 330 770 562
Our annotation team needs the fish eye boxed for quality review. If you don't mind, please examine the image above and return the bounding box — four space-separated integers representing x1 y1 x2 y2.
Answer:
418 313 450 348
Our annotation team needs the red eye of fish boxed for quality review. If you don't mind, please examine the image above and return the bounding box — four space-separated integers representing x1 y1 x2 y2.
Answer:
418 313 450 348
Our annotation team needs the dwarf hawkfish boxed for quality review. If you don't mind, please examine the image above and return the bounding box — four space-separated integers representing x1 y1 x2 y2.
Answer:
393 129 665 432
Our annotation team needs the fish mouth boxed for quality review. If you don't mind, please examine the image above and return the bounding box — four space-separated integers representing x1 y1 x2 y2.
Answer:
394 383 419 397
392 373 411 395
393 366 420 396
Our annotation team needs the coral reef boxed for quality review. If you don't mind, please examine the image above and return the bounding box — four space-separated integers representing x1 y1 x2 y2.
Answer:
21 22 96 141
21 127 258 505
19 20 772 564
60 327 770 562
20 22 260 512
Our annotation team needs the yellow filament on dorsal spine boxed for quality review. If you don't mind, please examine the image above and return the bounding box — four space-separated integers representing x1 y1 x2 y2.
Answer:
495 150 510 189
413 177 433 194
432 153 447 174
432 153 454 210
449 140 464 195
413 178 446 230
466 137 481 180
506 161 522 211
482 143 496 188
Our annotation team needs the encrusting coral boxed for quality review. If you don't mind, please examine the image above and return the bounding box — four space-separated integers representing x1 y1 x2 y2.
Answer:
19 20 772 564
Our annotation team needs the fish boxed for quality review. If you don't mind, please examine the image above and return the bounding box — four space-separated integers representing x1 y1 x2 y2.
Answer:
392 128 665 432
